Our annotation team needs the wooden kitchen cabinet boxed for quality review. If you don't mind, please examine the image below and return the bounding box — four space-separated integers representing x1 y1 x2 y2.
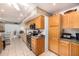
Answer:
63 14 70 28
58 39 79 56
72 12 79 28
0 40 3 49
25 15 44 29
63 11 79 28
0 23 5 32
31 36 45 56
35 15 44 29
49 39 59 54
48 27 60 54
70 42 79 56
0 36 3 48
0 36 3 53
49 14 61 27
49 27 60 39
59 39 70 56
48 14 61 54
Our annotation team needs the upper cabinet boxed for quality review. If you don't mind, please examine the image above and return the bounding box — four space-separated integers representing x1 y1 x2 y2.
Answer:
49 14 61 27
63 11 79 28
34 15 44 29
0 23 5 32
25 15 44 29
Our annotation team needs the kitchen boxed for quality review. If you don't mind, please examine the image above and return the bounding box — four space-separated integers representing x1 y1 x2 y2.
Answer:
0 3 79 56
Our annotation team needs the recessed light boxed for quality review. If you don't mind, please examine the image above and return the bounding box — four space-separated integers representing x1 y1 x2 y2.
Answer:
53 3 56 6
0 18 2 19
17 17 20 19
1 9 5 12
20 13 23 17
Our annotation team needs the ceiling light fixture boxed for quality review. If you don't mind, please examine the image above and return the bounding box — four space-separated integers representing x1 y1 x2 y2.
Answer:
13 3 20 11
17 17 20 19
0 0 32 11
1 9 5 12
6 0 20 11
20 13 23 17
53 3 56 6
0 18 2 19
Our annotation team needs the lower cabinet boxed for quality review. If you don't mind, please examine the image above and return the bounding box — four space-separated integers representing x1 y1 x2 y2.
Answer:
49 39 59 54
70 42 79 56
31 37 45 56
0 38 3 53
59 39 79 56
0 41 3 49
59 40 70 56
49 38 79 56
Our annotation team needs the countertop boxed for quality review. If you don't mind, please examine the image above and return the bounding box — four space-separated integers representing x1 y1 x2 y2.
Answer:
61 38 79 44
31 34 45 40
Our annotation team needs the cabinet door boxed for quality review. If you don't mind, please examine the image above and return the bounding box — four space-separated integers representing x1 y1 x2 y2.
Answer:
63 14 70 28
63 12 79 28
0 23 5 32
49 27 60 39
59 40 70 56
31 39 37 54
71 43 79 56
49 39 59 54
31 37 45 56
0 40 3 49
49 15 61 27
52 39 59 54
68 12 76 28
25 15 44 29
72 12 79 28
35 15 44 29
37 37 45 55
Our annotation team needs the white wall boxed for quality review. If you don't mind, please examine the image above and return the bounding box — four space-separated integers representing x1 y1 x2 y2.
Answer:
64 29 79 37
5 24 21 33
44 15 48 51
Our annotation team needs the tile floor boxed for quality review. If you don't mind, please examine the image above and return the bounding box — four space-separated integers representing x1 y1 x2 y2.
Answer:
0 38 57 56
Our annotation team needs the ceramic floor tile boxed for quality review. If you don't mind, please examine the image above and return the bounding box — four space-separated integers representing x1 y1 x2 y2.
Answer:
40 50 57 56
0 38 57 56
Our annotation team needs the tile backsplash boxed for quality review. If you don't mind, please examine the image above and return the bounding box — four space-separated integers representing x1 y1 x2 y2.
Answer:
64 29 79 37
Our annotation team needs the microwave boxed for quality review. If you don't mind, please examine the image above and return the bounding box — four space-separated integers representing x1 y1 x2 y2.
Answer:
61 33 72 39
